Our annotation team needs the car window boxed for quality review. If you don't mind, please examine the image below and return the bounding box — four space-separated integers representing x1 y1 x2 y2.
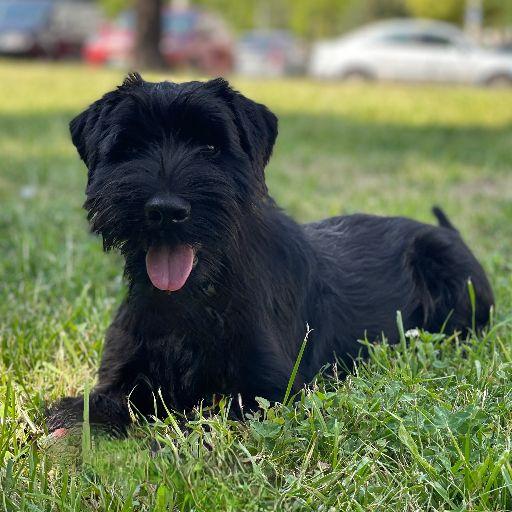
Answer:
416 33 456 46
378 31 456 48
379 32 417 45
163 12 197 35
115 11 134 30
0 1 52 29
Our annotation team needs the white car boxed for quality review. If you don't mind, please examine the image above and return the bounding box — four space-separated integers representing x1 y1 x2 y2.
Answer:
310 19 512 86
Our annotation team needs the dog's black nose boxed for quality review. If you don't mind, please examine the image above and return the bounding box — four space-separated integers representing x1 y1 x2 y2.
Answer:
145 195 191 225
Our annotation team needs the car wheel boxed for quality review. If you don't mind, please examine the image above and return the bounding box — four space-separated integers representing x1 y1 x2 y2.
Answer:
341 68 375 83
485 74 512 88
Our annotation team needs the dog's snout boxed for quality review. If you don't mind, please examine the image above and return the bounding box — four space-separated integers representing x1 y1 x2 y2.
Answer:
145 195 191 226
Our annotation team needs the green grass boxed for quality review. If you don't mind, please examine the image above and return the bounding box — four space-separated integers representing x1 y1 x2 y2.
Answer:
1 60 512 511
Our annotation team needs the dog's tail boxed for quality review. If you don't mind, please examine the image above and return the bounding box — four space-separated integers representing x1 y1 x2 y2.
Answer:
432 206 457 231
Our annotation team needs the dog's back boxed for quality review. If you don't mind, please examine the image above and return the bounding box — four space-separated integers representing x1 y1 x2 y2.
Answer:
301 209 494 374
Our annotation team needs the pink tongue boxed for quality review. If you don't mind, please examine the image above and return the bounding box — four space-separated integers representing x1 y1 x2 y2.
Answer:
145 245 194 292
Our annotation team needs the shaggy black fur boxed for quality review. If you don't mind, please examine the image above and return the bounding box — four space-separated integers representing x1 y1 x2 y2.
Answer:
46 73 494 434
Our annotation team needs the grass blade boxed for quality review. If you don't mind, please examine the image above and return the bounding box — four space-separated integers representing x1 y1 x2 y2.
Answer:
283 326 311 405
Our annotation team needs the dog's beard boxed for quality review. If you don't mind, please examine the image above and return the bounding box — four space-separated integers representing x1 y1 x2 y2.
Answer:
84 169 152 253
84 165 244 294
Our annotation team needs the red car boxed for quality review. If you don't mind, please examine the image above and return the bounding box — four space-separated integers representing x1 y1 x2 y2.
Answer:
84 7 234 74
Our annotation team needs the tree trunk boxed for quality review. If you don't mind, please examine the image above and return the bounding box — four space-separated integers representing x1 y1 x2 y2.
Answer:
134 0 166 70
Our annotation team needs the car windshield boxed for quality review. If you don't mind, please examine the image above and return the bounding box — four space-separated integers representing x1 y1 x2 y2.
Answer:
0 1 51 29
116 10 197 35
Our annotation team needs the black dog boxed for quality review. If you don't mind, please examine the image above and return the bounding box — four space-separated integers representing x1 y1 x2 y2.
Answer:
47 73 493 434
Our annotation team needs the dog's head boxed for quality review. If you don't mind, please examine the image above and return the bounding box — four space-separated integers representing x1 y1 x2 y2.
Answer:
70 73 277 293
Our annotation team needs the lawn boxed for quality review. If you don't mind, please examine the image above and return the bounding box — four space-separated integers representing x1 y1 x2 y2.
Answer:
1 60 512 511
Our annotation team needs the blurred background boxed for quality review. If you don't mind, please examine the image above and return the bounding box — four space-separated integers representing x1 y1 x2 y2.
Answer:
1 0 512 83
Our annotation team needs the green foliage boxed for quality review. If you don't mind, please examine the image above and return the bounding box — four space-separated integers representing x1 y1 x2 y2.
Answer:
99 0 130 17
403 0 512 26
195 0 356 37
1 61 512 510
95 0 512 39
404 0 465 23
484 0 512 27
286 0 354 39
195 0 406 38
195 0 257 32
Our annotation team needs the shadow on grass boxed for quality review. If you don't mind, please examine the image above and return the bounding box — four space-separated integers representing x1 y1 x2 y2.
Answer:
2 108 512 174
276 112 512 172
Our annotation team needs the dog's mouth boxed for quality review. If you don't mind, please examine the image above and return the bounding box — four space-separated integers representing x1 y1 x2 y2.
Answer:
145 244 196 292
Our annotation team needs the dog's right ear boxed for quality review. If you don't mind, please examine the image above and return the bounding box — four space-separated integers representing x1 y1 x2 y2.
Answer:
69 101 103 172
70 72 144 175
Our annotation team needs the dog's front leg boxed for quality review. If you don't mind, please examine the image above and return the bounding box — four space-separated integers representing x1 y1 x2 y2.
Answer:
46 310 146 437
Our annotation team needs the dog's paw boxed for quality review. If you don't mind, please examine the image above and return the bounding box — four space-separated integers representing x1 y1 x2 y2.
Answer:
46 393 131 437
45 396 85 432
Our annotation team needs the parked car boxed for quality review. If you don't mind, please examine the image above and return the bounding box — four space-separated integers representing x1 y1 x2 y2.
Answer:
0 0 102 58
236 30 307 76
310 19 512 86
497 42 512 53
84 7 234 75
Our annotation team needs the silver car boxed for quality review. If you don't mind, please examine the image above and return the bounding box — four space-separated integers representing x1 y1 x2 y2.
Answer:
310 19 512 86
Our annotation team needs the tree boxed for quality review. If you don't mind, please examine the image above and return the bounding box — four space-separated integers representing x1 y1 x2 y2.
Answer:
134 0 166 70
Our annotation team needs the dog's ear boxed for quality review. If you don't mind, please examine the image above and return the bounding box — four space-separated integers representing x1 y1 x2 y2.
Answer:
69 103 101 170
70 72 144 175
231 90 278 173
208 78 278 177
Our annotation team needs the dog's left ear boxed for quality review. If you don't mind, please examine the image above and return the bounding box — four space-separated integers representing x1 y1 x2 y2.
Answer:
208 78 278 177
